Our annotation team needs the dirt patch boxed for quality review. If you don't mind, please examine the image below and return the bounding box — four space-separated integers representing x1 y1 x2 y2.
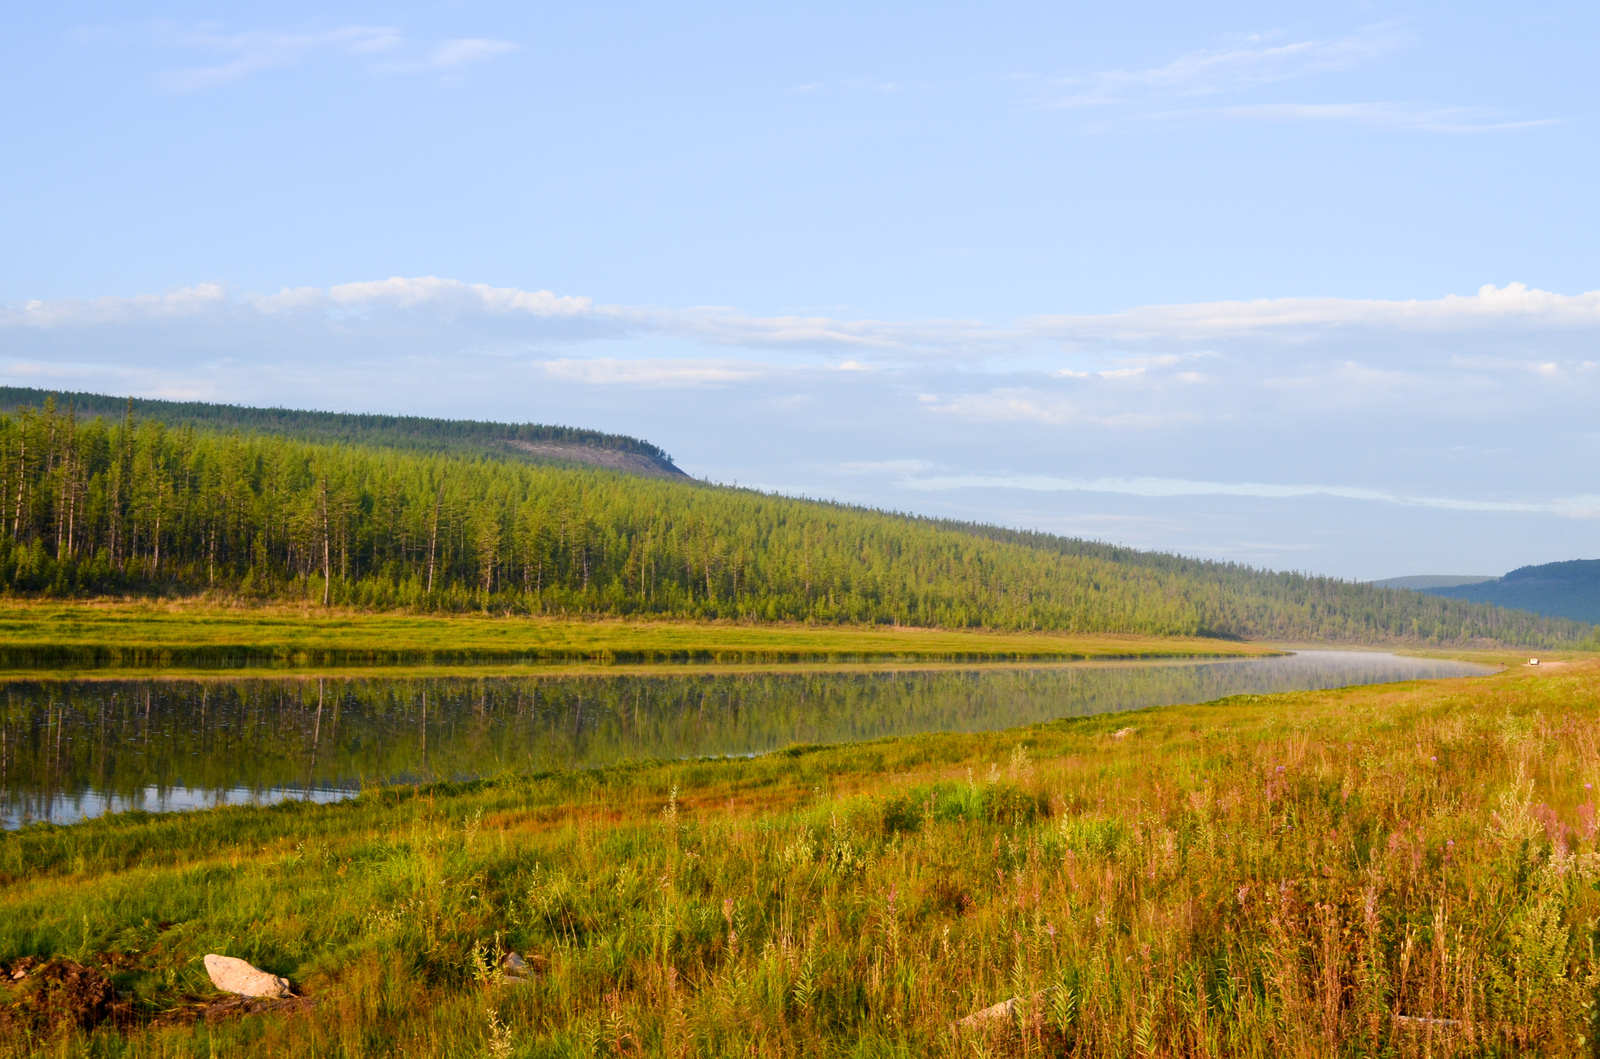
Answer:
503 440 690 479
2 953 314 1036
152 993 314 1027
0 957 128 1034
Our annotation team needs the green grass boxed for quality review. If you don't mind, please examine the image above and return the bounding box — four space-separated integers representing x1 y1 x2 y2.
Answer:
3 661 1598 1055
0 601 1276 677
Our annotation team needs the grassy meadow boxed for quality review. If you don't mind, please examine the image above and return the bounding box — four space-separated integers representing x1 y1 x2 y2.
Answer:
0 601 1277 677
2 657 1598 1055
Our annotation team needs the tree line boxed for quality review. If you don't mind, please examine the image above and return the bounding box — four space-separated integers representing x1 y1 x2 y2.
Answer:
0 398 1590 646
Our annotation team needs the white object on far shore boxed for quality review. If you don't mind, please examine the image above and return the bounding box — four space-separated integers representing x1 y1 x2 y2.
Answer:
1528 658 1540 665
204 954 293 998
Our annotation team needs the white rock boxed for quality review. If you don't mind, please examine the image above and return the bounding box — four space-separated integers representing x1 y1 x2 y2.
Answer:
204 954 293 999
959 997 1020 1026
956 990 1050 1029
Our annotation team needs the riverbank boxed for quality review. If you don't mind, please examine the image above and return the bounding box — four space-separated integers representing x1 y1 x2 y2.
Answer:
0 601 1281 676
2 659 1595 1054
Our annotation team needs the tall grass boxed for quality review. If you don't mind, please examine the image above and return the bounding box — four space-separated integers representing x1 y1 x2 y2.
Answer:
3 663 1598 1056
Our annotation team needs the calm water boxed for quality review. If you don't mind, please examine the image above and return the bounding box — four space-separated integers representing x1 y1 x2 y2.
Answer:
0 651 1493 827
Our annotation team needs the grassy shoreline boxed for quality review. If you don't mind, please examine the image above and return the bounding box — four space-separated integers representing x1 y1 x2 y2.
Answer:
3 662 1597 1054
0 601 1282 676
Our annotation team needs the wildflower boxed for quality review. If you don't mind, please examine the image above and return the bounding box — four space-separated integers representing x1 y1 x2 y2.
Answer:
1430 756 1437 762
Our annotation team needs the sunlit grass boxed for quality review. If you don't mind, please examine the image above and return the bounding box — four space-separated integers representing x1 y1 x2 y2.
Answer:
0 600 1275 677
3 662 1598 1055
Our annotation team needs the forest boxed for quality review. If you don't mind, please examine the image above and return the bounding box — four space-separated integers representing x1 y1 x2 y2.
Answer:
0 396 1590 646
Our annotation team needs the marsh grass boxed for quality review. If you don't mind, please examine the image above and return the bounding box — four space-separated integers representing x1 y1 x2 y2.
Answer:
2 665 1599 1056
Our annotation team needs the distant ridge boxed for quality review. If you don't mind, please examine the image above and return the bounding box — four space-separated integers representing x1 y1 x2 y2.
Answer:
0 386 689 479
1371 575 1497 590
1420 559 1600 624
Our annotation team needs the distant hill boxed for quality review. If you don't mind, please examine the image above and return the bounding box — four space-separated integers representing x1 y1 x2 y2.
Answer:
0 387 689 479
1421 560 1600 624
1371 575 1498 590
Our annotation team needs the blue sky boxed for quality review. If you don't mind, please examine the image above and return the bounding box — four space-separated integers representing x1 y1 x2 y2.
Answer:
3 2 1598 579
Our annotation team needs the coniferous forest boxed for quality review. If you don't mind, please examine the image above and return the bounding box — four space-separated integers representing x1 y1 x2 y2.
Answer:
0 396 1589 646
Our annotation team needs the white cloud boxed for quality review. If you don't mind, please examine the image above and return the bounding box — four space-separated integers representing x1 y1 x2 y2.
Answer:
157 25 402 90
1183 102 1561 133
542 358 768 387
10 279 1600 365
318 277 591 315
1028 24 1550 132
1035 24 1407 109
1023 283 1600 347
153 23 517 90
889 472 1600 517
374 38 521 76
922 389 1182 428
838 459 938 475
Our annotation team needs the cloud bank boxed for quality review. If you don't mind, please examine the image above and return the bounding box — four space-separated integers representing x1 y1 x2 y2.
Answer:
9 277 1600 357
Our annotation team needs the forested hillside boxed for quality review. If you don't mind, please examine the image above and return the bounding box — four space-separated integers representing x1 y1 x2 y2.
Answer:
1424 559 1600 623
0 397 1590 646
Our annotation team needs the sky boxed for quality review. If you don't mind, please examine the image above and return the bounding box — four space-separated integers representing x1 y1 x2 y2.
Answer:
2 1 1598 580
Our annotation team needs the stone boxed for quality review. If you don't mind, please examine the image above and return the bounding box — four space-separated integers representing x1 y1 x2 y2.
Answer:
958 997 1020 1026
203 955 293 999
956 989 1049 1031
501 951 547 983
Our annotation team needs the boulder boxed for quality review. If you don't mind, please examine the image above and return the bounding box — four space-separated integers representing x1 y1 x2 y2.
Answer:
501 951 547 983
958 996 1021 1027
203 955 293 999
956 989 1050 1031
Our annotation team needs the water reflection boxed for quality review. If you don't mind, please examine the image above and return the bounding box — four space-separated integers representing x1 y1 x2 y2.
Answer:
1 651 1493 827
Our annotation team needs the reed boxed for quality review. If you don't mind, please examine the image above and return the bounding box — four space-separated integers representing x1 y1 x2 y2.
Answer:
2 661 1597 1056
